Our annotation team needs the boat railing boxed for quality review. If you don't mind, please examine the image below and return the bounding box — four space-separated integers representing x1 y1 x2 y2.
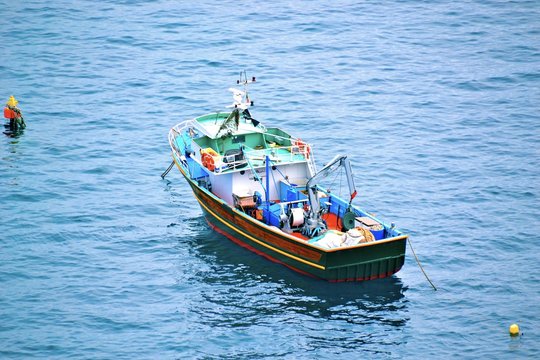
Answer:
207 142 317 175
169 119 197 139
168 119 199 154
168 127 182 159
168 119 317 176
242 144 312 166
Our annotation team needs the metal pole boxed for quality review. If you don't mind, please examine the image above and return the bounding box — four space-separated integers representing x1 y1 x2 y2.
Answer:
161 160 175 179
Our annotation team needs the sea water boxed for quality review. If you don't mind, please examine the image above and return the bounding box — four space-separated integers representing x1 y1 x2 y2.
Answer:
1 0 539 358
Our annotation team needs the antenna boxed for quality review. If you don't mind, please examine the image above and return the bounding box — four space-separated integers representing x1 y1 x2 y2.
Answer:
236 72 256 91
228 72 256 109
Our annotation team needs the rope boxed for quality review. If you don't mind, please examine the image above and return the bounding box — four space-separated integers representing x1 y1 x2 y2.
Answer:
407 237 437 291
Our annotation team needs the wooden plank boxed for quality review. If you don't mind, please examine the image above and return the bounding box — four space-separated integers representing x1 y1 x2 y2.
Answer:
355 216 380 227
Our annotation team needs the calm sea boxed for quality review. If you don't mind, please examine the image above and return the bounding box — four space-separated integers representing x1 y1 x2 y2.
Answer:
1 0 539 358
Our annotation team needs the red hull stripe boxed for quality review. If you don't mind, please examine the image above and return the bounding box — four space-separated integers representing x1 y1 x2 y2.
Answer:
194 196 326 270
206 219 317 279
327 268 401 283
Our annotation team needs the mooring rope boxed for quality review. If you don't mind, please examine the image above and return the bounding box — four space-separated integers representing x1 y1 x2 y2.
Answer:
407 237 437 291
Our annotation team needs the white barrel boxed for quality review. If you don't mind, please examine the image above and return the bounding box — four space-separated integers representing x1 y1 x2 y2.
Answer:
290 207 304 227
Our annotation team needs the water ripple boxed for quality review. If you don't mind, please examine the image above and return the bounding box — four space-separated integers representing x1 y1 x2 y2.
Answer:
1 0 539 358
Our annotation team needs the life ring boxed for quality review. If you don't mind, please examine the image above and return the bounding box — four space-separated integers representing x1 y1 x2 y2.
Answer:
201 153 209 168
206 155 215 172
295 139 311 159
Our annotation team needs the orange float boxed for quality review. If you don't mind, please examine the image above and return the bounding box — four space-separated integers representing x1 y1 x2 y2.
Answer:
4 107 15 119
294 139 311 159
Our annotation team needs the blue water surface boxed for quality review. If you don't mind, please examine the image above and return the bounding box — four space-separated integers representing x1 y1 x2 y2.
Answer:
1 0 539 358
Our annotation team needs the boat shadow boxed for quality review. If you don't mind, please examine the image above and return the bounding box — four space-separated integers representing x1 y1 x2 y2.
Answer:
178 217 409 328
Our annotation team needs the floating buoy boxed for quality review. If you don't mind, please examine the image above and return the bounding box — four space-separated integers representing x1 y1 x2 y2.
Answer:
509 323 520 337
4 95 26 135
6 95 18 107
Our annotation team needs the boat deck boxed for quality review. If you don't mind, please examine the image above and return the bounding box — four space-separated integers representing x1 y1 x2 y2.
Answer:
172 112 315 175
242 146 309 169
196 114 264 138
288 213 342 241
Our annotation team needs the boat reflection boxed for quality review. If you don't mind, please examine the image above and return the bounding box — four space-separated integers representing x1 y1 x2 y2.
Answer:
174 217 409 333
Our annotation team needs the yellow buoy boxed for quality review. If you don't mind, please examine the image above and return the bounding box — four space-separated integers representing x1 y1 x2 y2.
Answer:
6 95 18 107
509 323 520 336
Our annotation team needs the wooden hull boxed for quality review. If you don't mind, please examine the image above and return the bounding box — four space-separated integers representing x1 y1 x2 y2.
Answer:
174 157 407 282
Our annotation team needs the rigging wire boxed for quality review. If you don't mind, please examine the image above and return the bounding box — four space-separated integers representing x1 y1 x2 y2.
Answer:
269 158 291 185
245 156 266 194
339 167 343 199
326 168 341 193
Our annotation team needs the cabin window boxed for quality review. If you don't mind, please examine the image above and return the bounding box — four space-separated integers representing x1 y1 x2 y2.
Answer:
232 135 245 144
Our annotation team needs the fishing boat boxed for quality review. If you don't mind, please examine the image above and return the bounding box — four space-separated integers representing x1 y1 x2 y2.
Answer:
166 75 408 282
